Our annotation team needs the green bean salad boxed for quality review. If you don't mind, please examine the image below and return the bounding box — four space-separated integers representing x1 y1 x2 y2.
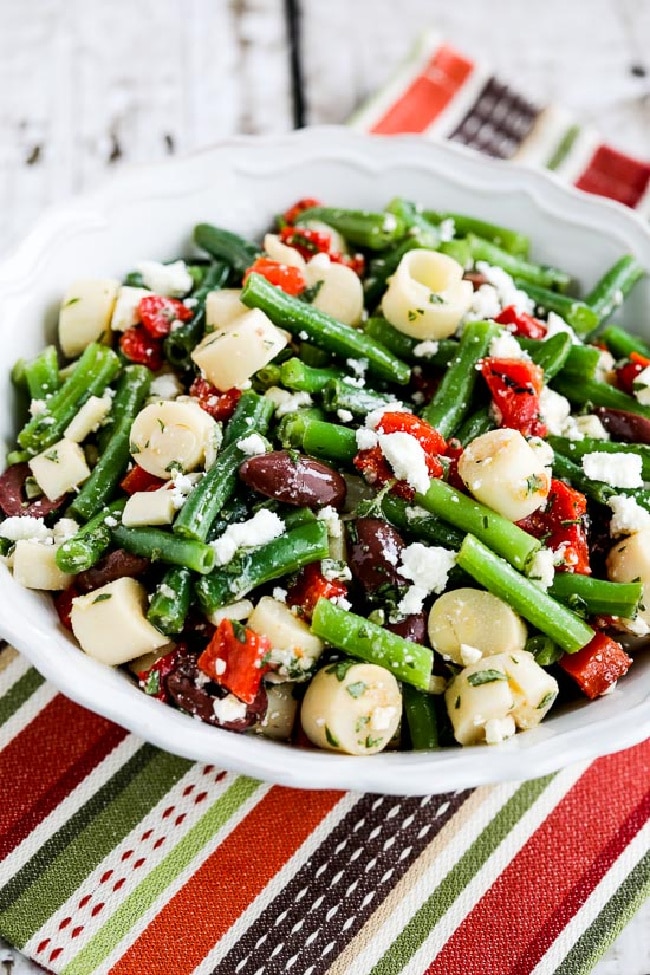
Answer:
1 197 648 755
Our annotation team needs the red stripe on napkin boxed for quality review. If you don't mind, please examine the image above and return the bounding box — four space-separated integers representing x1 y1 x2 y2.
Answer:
0 697 126 859
575 145 650 207
425 738 650 975
371 45 474 135
111 786 342 975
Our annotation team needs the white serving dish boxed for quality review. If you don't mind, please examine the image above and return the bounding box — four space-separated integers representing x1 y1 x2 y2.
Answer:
1 127 649 796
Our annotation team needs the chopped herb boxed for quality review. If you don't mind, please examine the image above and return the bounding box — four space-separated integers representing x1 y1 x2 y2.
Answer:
92 592 112 604
364 735 383 749
525 474 546 495
429 292 444 304
156 418 165 433
43 449 59 463
407 310 418 322
325 726 340 748
355 714 370 733
325 659 356 682
64 296 81 307
537 691 556 710
143 670 161 696
130 443 141 454
467 669 507 686
299 279 324 304
232 620 248 644
346 681 366 699
455 695 461 709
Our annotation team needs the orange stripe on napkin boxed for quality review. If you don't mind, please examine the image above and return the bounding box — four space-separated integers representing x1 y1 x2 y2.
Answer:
112 786 342 975
371 45 474 135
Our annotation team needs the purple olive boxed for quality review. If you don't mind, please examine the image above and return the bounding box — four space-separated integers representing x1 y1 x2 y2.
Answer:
76 549 149 593
347 517 405 594
239 450 346 508
385 613 428 644
594 407 650 444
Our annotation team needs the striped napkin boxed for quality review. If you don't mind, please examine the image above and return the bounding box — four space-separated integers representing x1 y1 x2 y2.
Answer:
1 29 650 975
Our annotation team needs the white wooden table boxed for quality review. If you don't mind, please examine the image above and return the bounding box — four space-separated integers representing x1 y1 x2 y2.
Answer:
0 2 648 972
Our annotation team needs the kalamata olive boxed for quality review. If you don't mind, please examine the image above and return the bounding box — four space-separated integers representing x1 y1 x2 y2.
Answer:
239 450 346 508
75 549 150 593
594 408 650 444
166 654 267 730
347 517 405 593
385 612 428 644
0 462 66 518
463 271 489 290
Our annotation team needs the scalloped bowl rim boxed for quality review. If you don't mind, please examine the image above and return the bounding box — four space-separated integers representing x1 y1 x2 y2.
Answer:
0 127 649 796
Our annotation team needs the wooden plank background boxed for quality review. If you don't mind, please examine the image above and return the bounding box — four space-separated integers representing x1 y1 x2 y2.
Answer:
0 1 649 972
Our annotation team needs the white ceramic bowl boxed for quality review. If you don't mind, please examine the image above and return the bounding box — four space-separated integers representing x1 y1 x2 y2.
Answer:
1 127 649 796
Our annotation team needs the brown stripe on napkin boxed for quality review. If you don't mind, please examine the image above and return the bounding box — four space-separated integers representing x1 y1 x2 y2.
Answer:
447 77 541 159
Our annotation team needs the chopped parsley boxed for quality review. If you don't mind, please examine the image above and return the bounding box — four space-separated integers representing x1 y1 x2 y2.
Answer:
346 681 366 699
92 592 112 604
537 691 556 710
467 669 507 686
325 726 340 748
325 659 356 682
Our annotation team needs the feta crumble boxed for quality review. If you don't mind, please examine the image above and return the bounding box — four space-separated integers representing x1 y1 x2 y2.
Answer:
485 715 516 745
317 505 342 538
370 706 396 732
539 387 572 436
413 340 439 358
608 494 650 535
0 517 52 543
378 432 430 495
236 433 268 457
544 312 581 344
150 372 184 401
528 548 555 590
264 387 313 417
397 543 456 614
488 330 528 360
212 694 247 724
355 427 379 451
337 409 354 423
460 643 483 665
136 260 193 297
211 509 286 566
582 452 643 489
633 365 650 406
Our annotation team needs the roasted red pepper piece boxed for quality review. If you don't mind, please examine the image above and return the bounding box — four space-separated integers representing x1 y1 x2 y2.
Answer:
615 351 650 395
279 225 332 259
495 305 547 340
283 197 322 226
120 465 167 495
189 377 242 419
353 412 446 501
120 326 164 372
54 585 80 631
517 478 590 574
137 646 184 703
244 257 306 296
197 619 271 705
286 562 348 620
559 632 632 699
481 356 547 437
137 295 192 339
330 251 366 277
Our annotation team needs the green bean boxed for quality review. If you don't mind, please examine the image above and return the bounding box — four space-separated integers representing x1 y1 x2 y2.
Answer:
518 332 572 379
195 522 329 613
23 346 61 401
551 374 650 419
364 239 426 309
276 408 327 448
123 270 146 288
548 436 650 480
456 534 594 654
549 574 642 620
422 320 499 437
164 260 230 369
147 566 192 635
55 500 126 573
525 635 564 667
193 223 260 277
551 452 615 506
310 598 433 691
254 364 283 391
466 235 571 292
403 684 439 749
112 525 215 574
173 441 249 542
279 358 343 393
557 344 602 381
513 281 599 335
438 239 473 269
281 506 317 530
298 342 331 368
455 406 495 446
416 479 540 572
599 324 650 361
322 379 399 417
223 389 274 448
241 272 411 385
585 255 645 323
380 494 465 550
385 198 441 247
423 211 530 257
295 206 406 250
6 449 30 467
294 417 358 464
363 317 459 367
68 365 151 521
11 359 27 389
17 344 121 454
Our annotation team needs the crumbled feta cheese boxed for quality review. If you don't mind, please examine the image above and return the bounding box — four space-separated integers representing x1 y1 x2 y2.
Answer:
621 615 650 636
272 587 287 603
595 350 616 383
370 706 396 732
236 434 268 457
563 413 610 442
321 558 352 582
582 452 643 489
345 376 365 388
211 509 286 566
397 543 456 614
539 387 572 436
544 312 581 344
460 643 483 665
331 594 352 611
608 494 650 535
378 432 431 495
136 260 193 297
413 340 439 358
212 694 247 723
346 357 368 377
29 399 47 416
0 517 52 543
337 409 353 423
633 365 650 406
488 330 528 360
470 262 534 317
317 505 342 538
158 584 176 600
484 715 516 745
264 387 313 417
150 372 184 401
466 284 501 321
382 213 398 232
169 471 200 510
364 405 410 430
52 518 80 544
528 548 555 589
439 218 455 242
356 427 379 451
